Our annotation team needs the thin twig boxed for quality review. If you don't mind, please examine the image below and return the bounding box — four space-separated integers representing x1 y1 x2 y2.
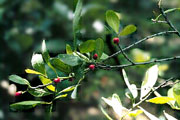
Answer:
30 83 53 89
99 55 180 69
117 44 135 64
159 7 180 37
103 31 177 62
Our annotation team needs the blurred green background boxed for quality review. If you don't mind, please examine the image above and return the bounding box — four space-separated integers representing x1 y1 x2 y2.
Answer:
1 0 180 120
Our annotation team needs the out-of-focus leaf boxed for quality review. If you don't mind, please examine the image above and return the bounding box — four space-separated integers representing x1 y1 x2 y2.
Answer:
79 40 96 53
100 53 109 60
173 82 180 106
167 88 180 110
73 0 82 50
122 69 138 98
140 65 159 100
50 58 72 73
9 75 30 86
95 38 104 58
106 10 120 34
28 88 52 97
10 101 45 111
31 54 46 75
131 49 151 63
66 44 73 54
58 54 82 66
119 24 137 36
139 107 159 120
163 110 178 120
146 97 175 104
39 75 55 92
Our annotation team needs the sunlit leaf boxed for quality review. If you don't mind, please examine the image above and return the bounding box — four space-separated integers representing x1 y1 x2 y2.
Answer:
54 94 68 100
66 44 73 54
139 106 159 120
106 10 120 34
119 24 137 36
39 75 55 92
131 48 151 62
128 109 143 117
163 110 178 120
42 40 50 63
79 40 96 53
140 65 159 100
146 97 175 104
25 69 45 76
122 69 138 98
9 75 30 86
31 54 46 75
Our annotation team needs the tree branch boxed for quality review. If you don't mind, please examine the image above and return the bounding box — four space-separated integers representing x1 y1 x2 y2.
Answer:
98 55 180 69
103 31 177 62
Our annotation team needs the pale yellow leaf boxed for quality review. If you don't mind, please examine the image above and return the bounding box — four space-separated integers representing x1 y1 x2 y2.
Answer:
146 97 175 104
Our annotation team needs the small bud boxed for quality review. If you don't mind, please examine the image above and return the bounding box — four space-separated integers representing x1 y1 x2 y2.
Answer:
54 78 61 83
89 64 95 70
93 53 98 60
113 37 119 44
15 91 22 97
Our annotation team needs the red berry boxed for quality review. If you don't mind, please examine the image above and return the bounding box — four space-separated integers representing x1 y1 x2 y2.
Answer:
93 53 98 60
15 91 22 97
89 64 95 70
113 37 119 44
54 78 61 83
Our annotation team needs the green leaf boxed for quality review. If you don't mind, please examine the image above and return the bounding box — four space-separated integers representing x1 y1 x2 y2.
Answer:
31 54 46 75
79 40 96 53
9 75 30 86
10 101 45 111
146 97 175 104
58 54 82 66
66 44 73 54
173 82 180 106
100 53 109 60
50 58 72 73
39 75 55 92
140 65 158 100
106 10 120 34
95 38 104 58
73 0 82 50
28 88 52 97
42 40 50 63
100 106 113 120
119 24 137 36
